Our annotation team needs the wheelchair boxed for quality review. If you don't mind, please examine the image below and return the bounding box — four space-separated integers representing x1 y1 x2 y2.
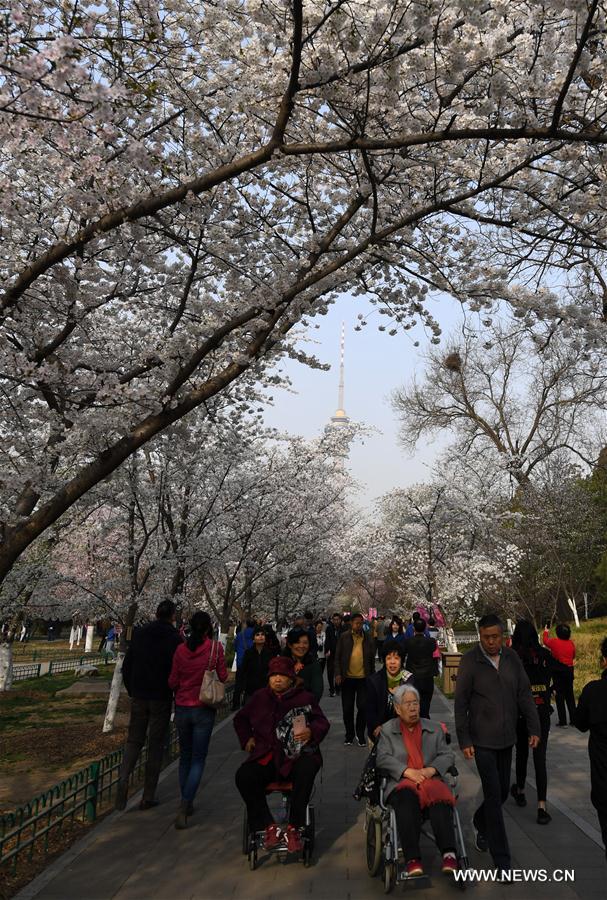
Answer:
365 759 469 892
241 781 315 869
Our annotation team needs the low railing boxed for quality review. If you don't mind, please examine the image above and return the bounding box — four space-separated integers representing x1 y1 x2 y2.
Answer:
12 646 93 661
0 685 234 877
12 654 113 682
10 662 42 682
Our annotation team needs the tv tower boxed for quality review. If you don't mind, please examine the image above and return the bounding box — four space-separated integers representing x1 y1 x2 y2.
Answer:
330 323 350 426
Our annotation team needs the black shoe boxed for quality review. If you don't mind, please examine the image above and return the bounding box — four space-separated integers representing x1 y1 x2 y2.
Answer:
344 738 353 745
356 737 366 747
139 799 160 811
555 722 567 727
114 783 128 811
329 690 335 697
510 784 526 807
473 824 488 853
537 808 551 825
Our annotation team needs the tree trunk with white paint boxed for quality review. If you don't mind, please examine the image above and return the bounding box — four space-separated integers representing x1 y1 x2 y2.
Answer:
102 651 125 733
445 628 458 653
85 623 94 652
566 597 580 628
0 642 13 691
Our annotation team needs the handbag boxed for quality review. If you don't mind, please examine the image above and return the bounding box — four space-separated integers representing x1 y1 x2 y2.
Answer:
199 640 226 708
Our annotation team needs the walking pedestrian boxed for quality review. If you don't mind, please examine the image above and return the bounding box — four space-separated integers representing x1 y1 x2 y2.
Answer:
454 613 540 878
315 621 327 674
232 619 254 710
375 615 387 659
115 600 181 811
543 623 576 726
335 612 375 746
366 639 417 740
575 636 607 859
388 616 406 644
283 628 324 701
509 620 554 824
241 625 276 701
325 612 344 697
168 611 228 829
402 618 437 718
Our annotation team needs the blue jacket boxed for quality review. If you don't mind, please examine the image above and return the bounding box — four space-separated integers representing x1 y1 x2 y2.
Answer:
235 626 254 667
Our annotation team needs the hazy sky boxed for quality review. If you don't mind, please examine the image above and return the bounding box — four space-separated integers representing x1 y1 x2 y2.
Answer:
263 295 464 510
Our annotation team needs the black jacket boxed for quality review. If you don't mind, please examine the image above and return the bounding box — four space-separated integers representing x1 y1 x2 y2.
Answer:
122 620 181 701
454 644 540 750
324 622 344 656
366 668 417 739
402 635 437 679
241 647 275 697
334 630 375 680
575 669 607 743
575 670 607 809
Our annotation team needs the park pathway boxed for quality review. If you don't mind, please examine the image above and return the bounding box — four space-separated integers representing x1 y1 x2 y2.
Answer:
17 686 606 900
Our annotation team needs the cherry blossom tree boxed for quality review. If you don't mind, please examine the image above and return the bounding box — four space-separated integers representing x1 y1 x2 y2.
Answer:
379 468 520 649
3 0 607 595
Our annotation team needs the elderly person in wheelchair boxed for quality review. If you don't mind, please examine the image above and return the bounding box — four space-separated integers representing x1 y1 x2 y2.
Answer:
234 655 330 856
376 684 459 878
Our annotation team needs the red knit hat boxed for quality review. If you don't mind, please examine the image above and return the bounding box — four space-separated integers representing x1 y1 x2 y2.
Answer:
268 656 296 679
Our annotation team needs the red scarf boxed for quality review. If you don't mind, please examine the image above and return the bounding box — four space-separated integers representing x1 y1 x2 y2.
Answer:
395 720 455 808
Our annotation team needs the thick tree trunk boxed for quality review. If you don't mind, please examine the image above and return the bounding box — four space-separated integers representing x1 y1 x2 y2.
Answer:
0 642 13 691
85 623 94 652
102 651 125 733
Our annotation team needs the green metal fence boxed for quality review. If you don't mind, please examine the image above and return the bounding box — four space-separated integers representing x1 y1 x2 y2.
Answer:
0 686 234 877
12 654 113 683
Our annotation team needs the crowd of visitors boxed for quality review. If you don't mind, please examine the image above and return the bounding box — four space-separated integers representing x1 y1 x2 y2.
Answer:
112 601 607 877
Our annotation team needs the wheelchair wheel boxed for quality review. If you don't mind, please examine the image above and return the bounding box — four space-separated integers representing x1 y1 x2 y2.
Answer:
248 845 258 871
383 861 396 894
241 814 249 855
366 817 382 877
306 807 315 855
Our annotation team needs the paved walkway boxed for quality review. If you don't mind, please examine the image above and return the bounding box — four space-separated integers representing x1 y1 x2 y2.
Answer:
17 686 605 900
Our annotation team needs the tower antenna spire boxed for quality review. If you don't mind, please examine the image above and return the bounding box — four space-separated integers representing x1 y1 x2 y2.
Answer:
331 322 350 425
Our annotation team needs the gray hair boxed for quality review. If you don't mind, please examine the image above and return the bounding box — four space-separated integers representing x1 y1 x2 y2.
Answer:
393 683 420 705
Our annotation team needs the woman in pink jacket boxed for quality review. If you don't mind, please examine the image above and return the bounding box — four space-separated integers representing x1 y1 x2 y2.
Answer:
168 611 228 829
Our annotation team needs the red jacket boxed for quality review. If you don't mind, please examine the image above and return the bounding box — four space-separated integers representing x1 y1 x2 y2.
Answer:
234 684 330 777
542 630 575 668
168 638 228 707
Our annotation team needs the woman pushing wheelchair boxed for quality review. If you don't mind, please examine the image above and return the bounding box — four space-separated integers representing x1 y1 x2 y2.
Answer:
376 684 459 878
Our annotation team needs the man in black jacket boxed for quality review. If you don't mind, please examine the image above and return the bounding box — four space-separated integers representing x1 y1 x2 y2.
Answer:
402 618 437 717
454 614 540 877
115 600 181 811
324 612 344 697
335 612 375 745
575 636 607 859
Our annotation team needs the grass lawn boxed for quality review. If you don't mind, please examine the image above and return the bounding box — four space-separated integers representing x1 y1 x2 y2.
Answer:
0 668 127 815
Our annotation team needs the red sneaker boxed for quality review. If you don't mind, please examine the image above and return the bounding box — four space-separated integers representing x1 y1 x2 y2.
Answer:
284 825 304 853
264 824 282 850
442 852 458 875
406 859 424 876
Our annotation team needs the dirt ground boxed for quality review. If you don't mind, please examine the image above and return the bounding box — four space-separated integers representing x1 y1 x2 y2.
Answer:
0 671 129 813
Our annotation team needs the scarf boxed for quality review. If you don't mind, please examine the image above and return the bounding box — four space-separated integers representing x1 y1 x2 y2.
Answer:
395 720 455 808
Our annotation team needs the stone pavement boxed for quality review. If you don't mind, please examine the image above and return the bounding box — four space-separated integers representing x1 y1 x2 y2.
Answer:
18 685 605 900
